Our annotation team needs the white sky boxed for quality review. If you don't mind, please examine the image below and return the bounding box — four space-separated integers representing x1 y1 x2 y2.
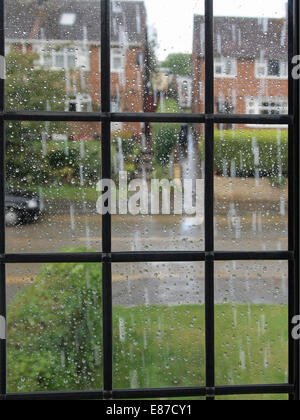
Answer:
144 0 287 60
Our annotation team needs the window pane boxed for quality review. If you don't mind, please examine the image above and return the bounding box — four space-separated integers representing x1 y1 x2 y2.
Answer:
215 261 288 386
67 54 76 69
55 54 64 68
111 0 205 113
214 0 288 114
268 59 280 77
5 0 100 112
7 262 103 392
6 122 102 253
113 262 205 389
111 123 205 252
214 125 288 251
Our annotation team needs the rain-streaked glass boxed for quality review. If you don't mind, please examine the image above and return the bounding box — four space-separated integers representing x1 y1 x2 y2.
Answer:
110 0 205 114
7 263 103 392
5 0 100 112
111 123 205 252
215 261 288 387
214 125 288 251
113 262 205 389
6 121 102 253
213 0 288 116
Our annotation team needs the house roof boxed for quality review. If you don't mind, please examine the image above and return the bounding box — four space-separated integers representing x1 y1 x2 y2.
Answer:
6 0 146 44
193 15 288 60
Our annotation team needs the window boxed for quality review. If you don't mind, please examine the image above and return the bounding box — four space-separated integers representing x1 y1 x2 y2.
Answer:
216 101 234 114
67 94 92 112
59 13 76 26
246 97 288 115
1 0 299 403
36 46 89 71
214 57 237 78
255 59 288 79
111 97 120 112
111 48 123 72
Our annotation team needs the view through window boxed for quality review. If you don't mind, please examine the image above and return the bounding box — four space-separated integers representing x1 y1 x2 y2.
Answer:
0 0 299 402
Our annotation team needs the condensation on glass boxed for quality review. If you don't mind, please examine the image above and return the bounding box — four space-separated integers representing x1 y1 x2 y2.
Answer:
6 263 103 393
112 262 205 389
213 0 288 116
215 260 288 387
5 121 102 253
110 0 205 114
5 0 101 112
111 123 205 252
214 124 288 251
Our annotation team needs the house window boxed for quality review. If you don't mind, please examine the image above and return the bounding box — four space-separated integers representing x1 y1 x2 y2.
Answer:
59 13 77 26
255 59 288 79
216 101 234 129
111 49 123 72
67 94 92 112
214 57 237 78
37 46 89 71
246 97 288 115
111 97 120 112
216 101 234 114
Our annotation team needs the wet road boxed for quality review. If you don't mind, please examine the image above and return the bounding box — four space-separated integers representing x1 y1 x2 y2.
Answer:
6 210 288 306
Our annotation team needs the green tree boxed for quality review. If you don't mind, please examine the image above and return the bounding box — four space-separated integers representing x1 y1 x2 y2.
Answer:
5 49 66 185
161 53 192 76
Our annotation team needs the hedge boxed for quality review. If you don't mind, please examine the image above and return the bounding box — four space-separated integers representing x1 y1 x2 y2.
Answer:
199 129 288 178
7 140 101 188
153 123 181 167
7 248 102 392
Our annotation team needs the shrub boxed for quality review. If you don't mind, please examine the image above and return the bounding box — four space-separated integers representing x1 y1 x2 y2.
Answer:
153 123 181 166
7 140 101 188
7 248 102 392
199 129 288 178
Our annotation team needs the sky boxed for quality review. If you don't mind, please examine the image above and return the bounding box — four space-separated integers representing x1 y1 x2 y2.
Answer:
143 0 287 61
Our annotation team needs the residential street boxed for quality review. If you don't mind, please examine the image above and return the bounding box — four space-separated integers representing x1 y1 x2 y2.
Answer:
6 211 288 306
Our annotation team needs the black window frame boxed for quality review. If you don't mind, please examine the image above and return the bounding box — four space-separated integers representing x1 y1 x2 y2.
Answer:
0 0 299 401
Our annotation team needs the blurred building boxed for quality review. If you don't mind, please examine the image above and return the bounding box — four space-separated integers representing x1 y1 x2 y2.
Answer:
192 16 288 128
152 69 192 112
6 0 149 139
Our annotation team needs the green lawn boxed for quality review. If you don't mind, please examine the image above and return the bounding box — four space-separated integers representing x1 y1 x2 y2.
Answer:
5 259 288 400
113 304 288 400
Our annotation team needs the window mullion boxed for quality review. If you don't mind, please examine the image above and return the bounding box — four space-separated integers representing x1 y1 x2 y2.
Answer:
0 0 6 397
101 0 113 398
204 0 215 400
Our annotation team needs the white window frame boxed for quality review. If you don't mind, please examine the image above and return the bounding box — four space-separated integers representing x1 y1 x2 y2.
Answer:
67 94 92 112
255 59 288 79
214 57 237 78
246 96 288 127
246 96 288 115
35 45 90 71
111 48 124 73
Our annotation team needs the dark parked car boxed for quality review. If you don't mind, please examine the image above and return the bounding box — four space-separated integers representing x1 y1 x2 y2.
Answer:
5 189 44 226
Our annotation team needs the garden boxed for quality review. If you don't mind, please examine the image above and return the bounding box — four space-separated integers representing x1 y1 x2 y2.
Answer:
6 249 288 401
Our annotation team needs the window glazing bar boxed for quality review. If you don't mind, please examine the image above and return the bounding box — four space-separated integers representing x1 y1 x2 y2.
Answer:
0 0 6 398
101 0 113 397
1 111 292 125
204 0 215 401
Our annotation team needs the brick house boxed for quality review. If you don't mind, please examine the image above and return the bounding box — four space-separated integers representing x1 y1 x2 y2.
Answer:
6 0 149 139
192 16 288 127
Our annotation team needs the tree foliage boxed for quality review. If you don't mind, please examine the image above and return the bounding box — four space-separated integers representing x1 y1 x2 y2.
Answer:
5 49 66 185
161 53 192 76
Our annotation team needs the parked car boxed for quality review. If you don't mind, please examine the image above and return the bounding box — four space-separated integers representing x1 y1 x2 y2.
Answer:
5 188 44 226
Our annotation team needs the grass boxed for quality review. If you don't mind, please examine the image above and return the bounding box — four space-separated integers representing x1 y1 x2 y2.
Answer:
113 304 288 396
7 297 288 400
29 184 98 203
